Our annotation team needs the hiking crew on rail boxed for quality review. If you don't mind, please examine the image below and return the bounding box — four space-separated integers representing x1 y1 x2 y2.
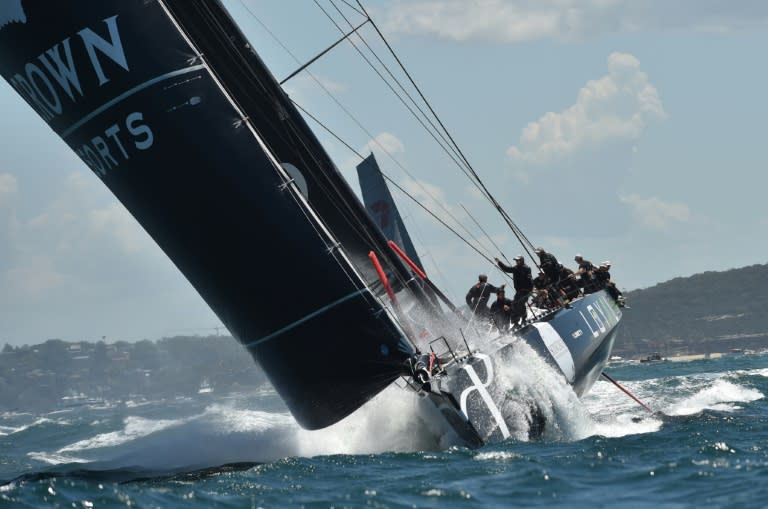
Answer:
470 248 625 331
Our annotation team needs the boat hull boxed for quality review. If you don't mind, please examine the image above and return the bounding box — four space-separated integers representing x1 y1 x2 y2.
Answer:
424 290 622 446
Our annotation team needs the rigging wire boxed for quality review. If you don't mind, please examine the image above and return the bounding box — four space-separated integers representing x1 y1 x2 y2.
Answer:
244 0 483 255
293 101 498 267
320 0 533 261
322 0 514 286
460 203 509 264
336 0 365 17
237 0 514 274
351 1 539 258
309 1 501 257
311 0 477 193
321 0 475 183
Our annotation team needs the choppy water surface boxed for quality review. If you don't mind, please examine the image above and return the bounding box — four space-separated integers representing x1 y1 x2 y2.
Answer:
2 351 767 508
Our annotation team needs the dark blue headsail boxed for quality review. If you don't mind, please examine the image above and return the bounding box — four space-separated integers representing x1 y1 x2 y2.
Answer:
0 0 427 429
357 153 425 271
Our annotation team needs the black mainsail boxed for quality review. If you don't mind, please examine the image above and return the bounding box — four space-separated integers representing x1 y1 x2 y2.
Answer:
0 0 429 429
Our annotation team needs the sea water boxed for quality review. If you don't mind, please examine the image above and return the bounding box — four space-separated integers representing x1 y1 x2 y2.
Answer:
2 351 767 508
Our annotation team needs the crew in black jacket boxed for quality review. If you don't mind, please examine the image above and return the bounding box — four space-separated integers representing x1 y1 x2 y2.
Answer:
495 255 533 327
465 274 500 320
490 287 514 332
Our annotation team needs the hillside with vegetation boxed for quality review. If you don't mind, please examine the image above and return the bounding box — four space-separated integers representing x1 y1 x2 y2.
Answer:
0 335 265 412
614 263 768 358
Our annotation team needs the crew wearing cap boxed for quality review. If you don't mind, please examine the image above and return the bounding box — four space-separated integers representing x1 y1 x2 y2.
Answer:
495 255 534 327
533 247 561 290
574 254 596 294
594 261 624 305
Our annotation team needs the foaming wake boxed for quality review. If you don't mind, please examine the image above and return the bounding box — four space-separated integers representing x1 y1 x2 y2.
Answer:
582 379 663 437
0 417 67 437
582 369 766 436
24 387 457 476
665 379 763 416
494 340 612 441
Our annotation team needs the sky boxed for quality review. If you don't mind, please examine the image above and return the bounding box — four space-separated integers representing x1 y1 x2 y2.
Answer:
2 0 768 346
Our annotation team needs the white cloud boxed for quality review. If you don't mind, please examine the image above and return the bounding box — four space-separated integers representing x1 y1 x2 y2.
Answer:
364 132 405 157
283 73 348 107
620 194 690 231
2 170 161 304
23 172 154 256
4 255 63 299
290 73 348 94
401 175 446 205
381 0 768 42
400 175 465 230
507 52 665 164
0 173 17 203
89 203 149 254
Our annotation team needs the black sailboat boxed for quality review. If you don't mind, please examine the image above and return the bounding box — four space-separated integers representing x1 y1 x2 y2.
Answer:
0 0 622 447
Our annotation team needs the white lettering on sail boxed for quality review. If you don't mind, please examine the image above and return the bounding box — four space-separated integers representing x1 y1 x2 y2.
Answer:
76 111 154 178
24 62 62 115
77 15 129 86
77 143 107 177
39 38 83 101
8 14 130 124
126 112 153 150
10 72 55 121
105 124 128 159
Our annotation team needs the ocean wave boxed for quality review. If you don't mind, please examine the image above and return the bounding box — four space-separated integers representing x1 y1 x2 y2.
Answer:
665 379 763 416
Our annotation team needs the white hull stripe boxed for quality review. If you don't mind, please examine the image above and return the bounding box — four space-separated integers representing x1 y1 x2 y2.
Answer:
532 322 576 382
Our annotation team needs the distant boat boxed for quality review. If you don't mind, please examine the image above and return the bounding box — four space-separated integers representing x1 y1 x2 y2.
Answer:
0 0 622 447
197 378 213 394
640 353 665 363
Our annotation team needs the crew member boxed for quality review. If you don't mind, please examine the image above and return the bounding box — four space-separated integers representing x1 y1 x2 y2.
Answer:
559 264 580 302
595 261 625 306
465 274 500 320
574 254 596 293
495 255 533 327
534 247 560 286
532 270 551 308
490 287 514 332
534 247 562 306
